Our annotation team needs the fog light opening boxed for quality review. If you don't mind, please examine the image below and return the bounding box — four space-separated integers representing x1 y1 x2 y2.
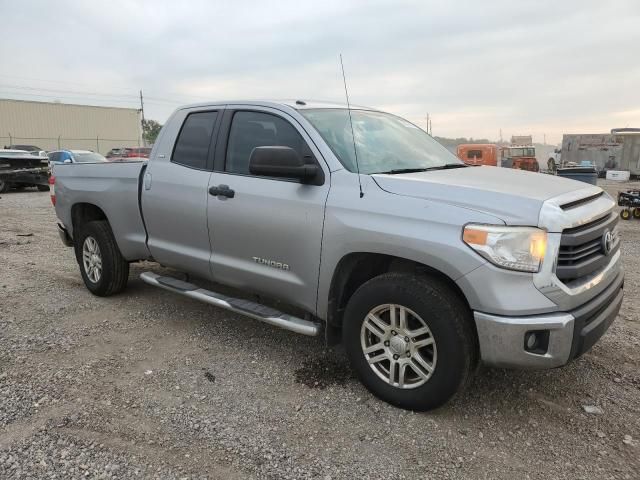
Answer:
524 330 550 355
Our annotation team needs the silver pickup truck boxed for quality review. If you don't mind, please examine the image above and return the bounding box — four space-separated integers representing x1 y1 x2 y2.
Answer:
52 100 623 411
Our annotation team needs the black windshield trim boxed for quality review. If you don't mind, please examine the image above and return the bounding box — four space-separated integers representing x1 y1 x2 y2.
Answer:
373 164 468 175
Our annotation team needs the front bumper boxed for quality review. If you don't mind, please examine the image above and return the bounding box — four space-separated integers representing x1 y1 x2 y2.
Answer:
474 270 623 369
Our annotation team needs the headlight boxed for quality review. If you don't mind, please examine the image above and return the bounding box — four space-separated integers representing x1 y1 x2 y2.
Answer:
463 224 547 273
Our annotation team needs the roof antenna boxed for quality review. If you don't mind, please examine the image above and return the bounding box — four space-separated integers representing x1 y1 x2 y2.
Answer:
340 54 364 198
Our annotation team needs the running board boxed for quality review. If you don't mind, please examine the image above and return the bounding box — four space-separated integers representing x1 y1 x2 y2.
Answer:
139 272 321 336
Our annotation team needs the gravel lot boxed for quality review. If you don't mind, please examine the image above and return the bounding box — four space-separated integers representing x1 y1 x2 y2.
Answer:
1 181 639 479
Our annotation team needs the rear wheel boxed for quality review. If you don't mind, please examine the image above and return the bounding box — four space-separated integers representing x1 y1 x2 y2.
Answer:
75 220 129 296
343 272 476 411
37 185 50 192
0 180 10 193
633 207 640 219
621 209 631 220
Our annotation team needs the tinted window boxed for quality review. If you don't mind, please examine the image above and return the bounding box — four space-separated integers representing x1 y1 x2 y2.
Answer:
48 152 60 163
172 111 218 169
467 149 483 159
226 111 307 175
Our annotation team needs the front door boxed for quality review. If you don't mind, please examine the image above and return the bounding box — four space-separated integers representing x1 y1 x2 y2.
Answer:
207 107 329 313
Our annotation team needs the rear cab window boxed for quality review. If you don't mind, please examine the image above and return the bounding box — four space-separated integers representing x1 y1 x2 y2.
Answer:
171 111 218 170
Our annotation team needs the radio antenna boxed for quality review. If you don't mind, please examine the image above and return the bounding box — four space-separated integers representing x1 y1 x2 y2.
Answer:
339 54 364 198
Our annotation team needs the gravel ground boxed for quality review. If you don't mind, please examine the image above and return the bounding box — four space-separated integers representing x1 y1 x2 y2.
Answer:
1 181 639 479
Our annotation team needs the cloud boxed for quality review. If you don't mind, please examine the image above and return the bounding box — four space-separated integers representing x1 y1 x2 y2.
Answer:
1 0 638 143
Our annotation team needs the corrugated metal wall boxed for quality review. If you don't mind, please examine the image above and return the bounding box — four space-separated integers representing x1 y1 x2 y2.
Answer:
0 98 142 154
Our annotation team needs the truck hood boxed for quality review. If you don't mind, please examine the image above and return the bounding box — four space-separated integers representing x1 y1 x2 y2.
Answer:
372 166 599 226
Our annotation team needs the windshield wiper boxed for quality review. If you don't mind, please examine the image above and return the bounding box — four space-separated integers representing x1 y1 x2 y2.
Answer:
375 168 431 175
424 163 468 171
375 164 467 175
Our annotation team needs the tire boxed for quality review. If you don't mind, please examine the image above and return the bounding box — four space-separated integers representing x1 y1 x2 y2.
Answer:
633 208 640 219
621 209 631 220
37 185 50 192
343 272 477 411
0 180 11 193
74 220 129 296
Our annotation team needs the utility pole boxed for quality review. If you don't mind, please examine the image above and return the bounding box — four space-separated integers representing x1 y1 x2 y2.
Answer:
139 89 145 146
429 117 432 136
139 89 145 123
499 128 503 144
543 133 546 145
426 113 430 134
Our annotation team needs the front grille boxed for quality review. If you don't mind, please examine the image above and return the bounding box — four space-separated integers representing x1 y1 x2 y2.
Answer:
557 212 619 282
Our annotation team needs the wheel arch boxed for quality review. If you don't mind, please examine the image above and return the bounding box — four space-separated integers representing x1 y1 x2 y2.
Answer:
71 202 108 234
326 252 473 331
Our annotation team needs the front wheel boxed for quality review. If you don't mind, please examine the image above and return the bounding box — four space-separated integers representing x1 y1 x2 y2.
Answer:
75 220 129 296
343 273 477 411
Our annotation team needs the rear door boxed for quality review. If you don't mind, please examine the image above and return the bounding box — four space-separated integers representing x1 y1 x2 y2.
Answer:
207 106 329 313
141 108 221 279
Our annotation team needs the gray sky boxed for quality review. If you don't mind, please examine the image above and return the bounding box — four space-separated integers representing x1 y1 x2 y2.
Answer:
1 0 639 143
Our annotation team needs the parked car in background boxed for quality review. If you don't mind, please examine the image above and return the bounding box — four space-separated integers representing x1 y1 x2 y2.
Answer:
0 149 50 192
105 147 151 162
5 144 48 158
47 150 107 165
106 147 127 159
123 147 151 158
5 144 43 152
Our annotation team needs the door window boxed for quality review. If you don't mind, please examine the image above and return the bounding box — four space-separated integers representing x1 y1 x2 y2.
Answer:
172 111 218 170
225 111 307 175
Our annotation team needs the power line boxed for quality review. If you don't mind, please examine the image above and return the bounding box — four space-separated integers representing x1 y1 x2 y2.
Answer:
0 91 139 104
0 75 206 105
0 73 138 92
0 83 139 99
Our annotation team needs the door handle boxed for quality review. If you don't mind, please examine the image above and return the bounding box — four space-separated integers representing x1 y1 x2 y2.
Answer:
144 172 152 190
209 184 235 198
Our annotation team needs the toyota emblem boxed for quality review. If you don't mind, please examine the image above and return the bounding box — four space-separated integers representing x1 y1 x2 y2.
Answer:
601 230 614 255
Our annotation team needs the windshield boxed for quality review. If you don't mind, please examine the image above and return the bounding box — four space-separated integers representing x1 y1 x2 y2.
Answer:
74 152 106 163
301 109 462 174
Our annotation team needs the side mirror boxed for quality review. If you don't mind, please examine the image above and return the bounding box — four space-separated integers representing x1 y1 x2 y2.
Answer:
249 146 318 181
63 159 72 164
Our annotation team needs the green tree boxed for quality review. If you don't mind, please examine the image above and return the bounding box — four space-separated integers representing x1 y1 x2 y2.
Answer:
142 119 163 145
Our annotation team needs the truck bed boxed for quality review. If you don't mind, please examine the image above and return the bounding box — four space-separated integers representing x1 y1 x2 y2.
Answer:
53 161 150 260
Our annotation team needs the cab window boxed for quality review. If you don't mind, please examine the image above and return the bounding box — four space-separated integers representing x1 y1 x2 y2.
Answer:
225 111 307 175
172 111 218 170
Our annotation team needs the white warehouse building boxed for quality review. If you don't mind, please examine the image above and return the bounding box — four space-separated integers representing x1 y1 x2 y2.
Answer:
0 98 143 154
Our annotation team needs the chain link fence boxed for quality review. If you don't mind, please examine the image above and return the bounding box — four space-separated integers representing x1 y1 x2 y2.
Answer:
1 135 143 156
